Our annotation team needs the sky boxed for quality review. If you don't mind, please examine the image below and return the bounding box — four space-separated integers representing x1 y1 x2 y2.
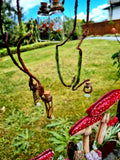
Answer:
11 0 109 22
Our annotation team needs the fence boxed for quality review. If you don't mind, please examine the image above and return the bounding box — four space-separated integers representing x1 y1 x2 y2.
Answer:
82 19 120 36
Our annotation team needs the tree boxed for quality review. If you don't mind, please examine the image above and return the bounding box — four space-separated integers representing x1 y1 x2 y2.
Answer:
0 0 17 48
64 16 83 40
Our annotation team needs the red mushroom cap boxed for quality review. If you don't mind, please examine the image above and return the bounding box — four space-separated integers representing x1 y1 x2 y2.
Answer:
107 117 118 126
69 115 103 136
29 148 54 160
86 89 120 116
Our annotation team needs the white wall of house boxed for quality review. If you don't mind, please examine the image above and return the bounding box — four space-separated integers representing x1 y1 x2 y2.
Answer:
111 6 120 19
110 0 120 4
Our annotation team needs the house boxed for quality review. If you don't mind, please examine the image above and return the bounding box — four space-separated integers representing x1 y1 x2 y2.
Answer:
104 0 120 20
82 0 120 36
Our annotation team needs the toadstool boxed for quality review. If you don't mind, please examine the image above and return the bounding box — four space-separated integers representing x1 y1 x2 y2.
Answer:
29 148 54 160
107 116 118 126
117 132 120 140
69 115 103 154
86 89 120 116
96 113 110 145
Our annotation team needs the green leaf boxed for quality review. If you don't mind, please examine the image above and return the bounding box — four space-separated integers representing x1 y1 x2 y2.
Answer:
49 131 65 141
111 52 119 59
113 61 117 66
55 145 65 152
48 138 66 145
46 122 62 128
13 141 23 147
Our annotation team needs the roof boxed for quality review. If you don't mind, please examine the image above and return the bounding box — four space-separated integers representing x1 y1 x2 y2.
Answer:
103 2 120 10
110 0 120 4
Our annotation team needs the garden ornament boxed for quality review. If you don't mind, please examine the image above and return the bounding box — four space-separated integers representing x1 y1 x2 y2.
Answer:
95 113 110 145
41 90 54 119
67 141 85 160
0 0 54 119
29 148 54 160
85 150 102 160
107 116 118 126
86 89 120 116
69 115 103 154
86 89 120 144
111 27 120 44
55 0 92 94
29 80 41 107
83 80 92 97
37 2 50 41
69 89 120 159
73 150 84 160
67 141 77 160
118 132 120 140
111 27 117 34
49 0 65 5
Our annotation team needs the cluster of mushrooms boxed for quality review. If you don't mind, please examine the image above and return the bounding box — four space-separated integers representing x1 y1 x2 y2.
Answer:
68 89 120 159
29 89 120 160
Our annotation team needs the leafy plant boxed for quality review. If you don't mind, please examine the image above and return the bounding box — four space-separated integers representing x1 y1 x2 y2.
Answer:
4 107 45 130
111 50 120 81
12 128 34 154
4 109 29 130
92 123 120 149
49 128 82 152
46 118 74 129
104 122 120 145
50 31 63 41
56 155 65 160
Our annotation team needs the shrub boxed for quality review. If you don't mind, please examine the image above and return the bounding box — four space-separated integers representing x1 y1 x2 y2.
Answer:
0 41 57 57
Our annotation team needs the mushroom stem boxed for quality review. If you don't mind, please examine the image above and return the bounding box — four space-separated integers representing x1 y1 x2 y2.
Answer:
96 113 110 145
95 123 102 141
83 126 92 154
117 132 120 140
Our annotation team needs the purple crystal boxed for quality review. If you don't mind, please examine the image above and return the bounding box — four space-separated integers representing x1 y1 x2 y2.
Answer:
85 152 93 160
85 150 102 160
91 150 102 160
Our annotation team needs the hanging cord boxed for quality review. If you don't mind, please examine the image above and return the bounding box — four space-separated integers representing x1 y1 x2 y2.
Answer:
17 33 44 97
13 0 44 98
5 33 26 72
56 0 78 88
0 0 54 118
73 0 91 91
62 0 65 5
56 0 92 92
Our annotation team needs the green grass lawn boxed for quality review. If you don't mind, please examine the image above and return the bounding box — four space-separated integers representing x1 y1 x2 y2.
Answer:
0 39 120 159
